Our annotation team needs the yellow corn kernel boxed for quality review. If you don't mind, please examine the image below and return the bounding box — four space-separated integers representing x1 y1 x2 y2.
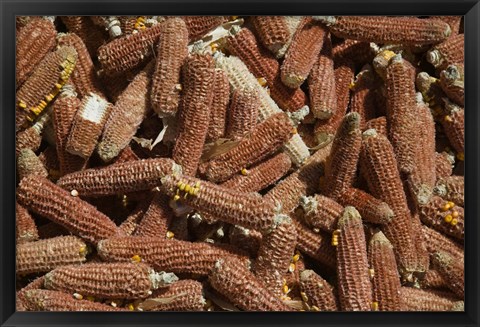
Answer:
18 101 27 109
241 168 249 176
173 194 180 201
55 83 63 89
191 187 199 196
292 253 300 263
292 128 298 134
452 211 459 218
348 81 356 89
371 301 379 311
73 293 83 300
184 184 191 193
369 268 375 279
179 182 186 191
444 115 453 123
283 284 289 294
288 263 296 273
79 246 87 255
450 218 458 226
457 152 464 161
257 77 267 87
128 303 135 311
441 203 451 211
166 231 175 239
311 305 320 311
444 214 453 223
131 254 142 263
210 43 219 53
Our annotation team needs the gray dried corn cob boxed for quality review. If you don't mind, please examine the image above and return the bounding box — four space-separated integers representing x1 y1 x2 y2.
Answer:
427 34 464 71
133 192 174 238
16 236 87 275
400 287 460 311
139 279 205 311
299 195 343 233
434 176 464 207
16 203 39 244
207 69 231 141
419 196 464 241
431 251 464 299
17 148 48 180
251 16 290 56
300 270 338 311
439 64 464 106
226 86 259 140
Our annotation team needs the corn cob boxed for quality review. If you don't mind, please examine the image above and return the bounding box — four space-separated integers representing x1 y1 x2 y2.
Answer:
368 231 402 311
97 23 164 76
44 262 176 299
91 16 122 39
38 146 60 177
415 72 446 114
332 39 376 65
17 175 123 244
308 33 336 119
299 195 343 233
400 287 460 311
274 16 303 59
17 148 48 181
200 112 293 183
228 225 262 258
16 275 45 311
441 100 464 156
134 192 174 238
421 268 449 290
97 236 247 276
182 16 226 42
427 34 464 71
138 279 205 311
350 65 379 129
57 158 180 197
299 270 338 311
113 145 140 165
421 225 464 259
410 211 431 275
206 69 231 141
439 64 464 106
118 16 137 35
209 257 291 311
16 17 57 88
431 251 464 299
434 176 464 207
281 18 327 88
16 125 42 156
315 16 451 45
226 86 259 140
173 53 215 176
150 18 188 117
16 46 77 131
60 16 107 57
431 16 462 35
16 203 39 244
251 16 290 56
16 236 88 275
435 152 454 179
65 93 112 159
118 197 151 235
97 64 153 162
418 196 464 241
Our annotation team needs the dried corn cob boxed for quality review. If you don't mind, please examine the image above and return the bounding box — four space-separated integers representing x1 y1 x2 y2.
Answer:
431 16 462 35
206 69 231 141
299 270 338 311
427 34 464 71
182 16 226 42
350 65 379 129
275 16 303 59
57 158 180 197
400 287 460 311
228 225 262 258
16 124 42 156
17 148 48 181
16 203 39 244
16 236 87 275
282 133 311 167
434 176 464 207
251 16 290 56
281 18 327 88
299 195 343 233
151 18 188 117
439 64 464 106
431 251 464 298
17 175 122 244
332 39 376 65
441 100 464 156
421 268 449 290
134 192 174 238
91 16 122 39
418 196 464 241
16 275 45 311
37 222 69 240
226 86 259 140
113 145 140 164
435 152 454 179
60 16 107 57
16 46 77 131
368 231 402 311
421 225 464 259
315 16 451 45
66 93 112 159
209 258 291 311
16 17 57 87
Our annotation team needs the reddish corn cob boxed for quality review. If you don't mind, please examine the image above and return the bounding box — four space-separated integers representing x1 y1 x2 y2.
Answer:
299 270 338 311
16 17 57 87
60 16 107 57
418 196 464 241
138 279 205 311
431 16 462 35
173 53 215 176
57 158 180 197
315 16 451 45
431 251 464 299
97 23 164 76
56 33 105 99
435 152 454 178
118 16 137 35
97 64 153 162
206 69 231 141
17 175 123 244
441 101 464 156
17 149 48 180
37 222 69 240
368 231 402 311
16 124 42 156
97 236 247 276
161 174 278 234
209 257 291 311
421 225 464 259
251 16 291 56
200 113 293 183
228 225 262 258
16 203 39 244
421 268 448 290
281 18 327 88
274 16 303 59
332 39 376 65
113 145 140 164
400 287 460 311
44 262 176 299
350 65 379 129
66 93 112 159
308 33 336 119
23 289 124 311
16 46 77 131
427 34 464 71
410 211 431 275
39 146 60 177
16 275 45 311
336 206 372 311
434 176 464 207
221 152 292 193
17 236 87 275
134 192 174 238
151 18 188 117
226 86 259 140
181 16 226 42
299 194 343 233
118 197 151 235
91 16 122 39
365 117 388 136
439 64 464 106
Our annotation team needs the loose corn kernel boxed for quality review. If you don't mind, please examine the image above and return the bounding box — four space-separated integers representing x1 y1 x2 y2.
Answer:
371 301 379 311
457 152 464 161
73 293 83 300
131 254 142 263
241 168 249 176
166 231 175 239
257 77 267 87
289 263 296 273
128 303 135 311
292 253 300 262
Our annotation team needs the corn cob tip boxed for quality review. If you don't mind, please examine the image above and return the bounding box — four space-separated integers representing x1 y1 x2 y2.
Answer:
299 269 315 281
426 49 441 67
362 128 378 138
343 112 361 131
441 65 461 82
369 230 391 246
338 206 362 228
311 16 337 26
149 270 179 289
415 184 433 206
299 195 317 214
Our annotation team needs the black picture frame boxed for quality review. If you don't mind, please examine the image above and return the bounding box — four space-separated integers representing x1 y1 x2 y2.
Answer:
1 1 479 326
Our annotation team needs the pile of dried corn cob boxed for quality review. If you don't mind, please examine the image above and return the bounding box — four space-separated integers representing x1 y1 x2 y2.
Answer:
16 15 464 312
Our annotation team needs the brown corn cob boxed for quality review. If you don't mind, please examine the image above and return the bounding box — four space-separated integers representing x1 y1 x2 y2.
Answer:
16 17 57 87
299 194 343 233
350 65 379 129
113 145 140 164
336 206 372 311
251 16 291 56
97 236 247 276
17 175 122 244
66 93 112 159
23 289 124 311
181 16 226 42
17 149 48 180
441 101 464 155
16 203 39 244
91 16 122 39
134 192 174 238
281 18 327 88
57 158 180 197
400 287 460 311
427 34 464 71
97 23 164 76
439 64 464 106
421 225 464 259
44 262 176 299
161 174 278 234
226 86 259 140
16 275 45 311
38 146 60 177
431 251 464 299
173 53 215 176
421 268 449 290
435 151 454 179
16 236 88 275
16 125 42 156
434 176 464 207
299 270 338 311
228 225 262 258
418 196 464 241
206 69 231 141
150 18 188 117
117 16 137 35
364 117 388 136
209 257 291 311
308 33 336 119
201 113 293 183
118 197 151 235
16 46 77 131
368 231 402 311
97 64 153 162
60 16 107 57
221 152 291 193
274 16 303 59
410 211 431 275
56 33 105 99
315 16 451 45
138 279 205 311
37 222 69 240
332 39 376 65
431 16 462 35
